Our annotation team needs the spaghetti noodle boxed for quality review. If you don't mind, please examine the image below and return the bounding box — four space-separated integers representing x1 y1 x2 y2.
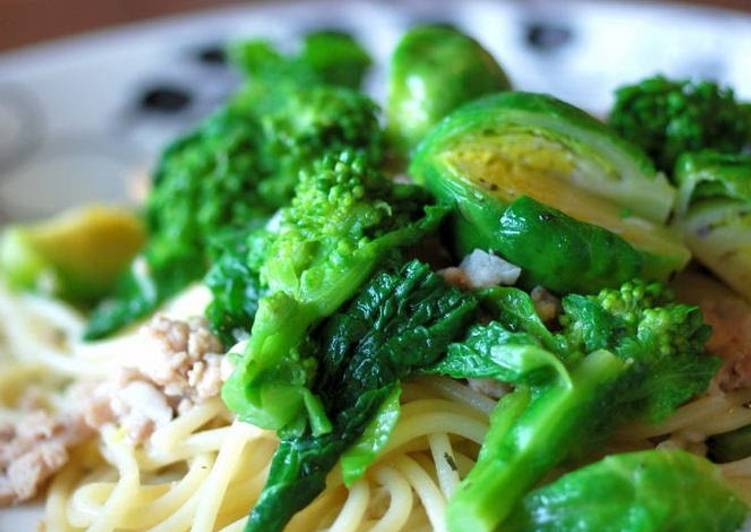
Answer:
1 279 751 531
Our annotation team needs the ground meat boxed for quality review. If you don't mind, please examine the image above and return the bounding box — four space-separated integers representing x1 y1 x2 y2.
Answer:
1 314 228 506
439 249 522 290
0 411 91 506
439 267 470 290
700 297 751 391
142 314 224 404
531 286 561 323
672 271 751 391
78 315 226 443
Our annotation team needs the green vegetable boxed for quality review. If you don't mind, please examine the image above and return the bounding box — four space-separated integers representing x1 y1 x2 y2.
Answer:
708 424 751 463
506 450 749 532
609 75 751 174
467 196 647 293
674 151 751 301
386 24 511 154
245 260 477 532
230 30 371 90
424 279 719 532
0 205 144 303
222 150 448 433
339 386 401 486
204 228 273 345
411 91 688 292
85 68 382 340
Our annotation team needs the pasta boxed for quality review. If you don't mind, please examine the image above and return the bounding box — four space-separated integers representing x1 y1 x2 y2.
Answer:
1 278 750 531
2 20 751 532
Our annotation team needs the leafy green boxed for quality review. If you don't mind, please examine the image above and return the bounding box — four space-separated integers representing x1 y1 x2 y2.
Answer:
609 75 751 174
230 30 371 90
204 228 273 345
423 280 720 532
506 450 749 532
85 56 382 340
340 386 401 486
562 286 716 422
221 150 448 433
245 260 477 532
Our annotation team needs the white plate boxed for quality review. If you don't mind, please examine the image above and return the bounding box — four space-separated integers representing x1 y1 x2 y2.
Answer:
1 0 750 528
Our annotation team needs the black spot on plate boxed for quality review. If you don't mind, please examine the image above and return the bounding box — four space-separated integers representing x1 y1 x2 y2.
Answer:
525 21 572 51
139 85 192 114
195 45 227 66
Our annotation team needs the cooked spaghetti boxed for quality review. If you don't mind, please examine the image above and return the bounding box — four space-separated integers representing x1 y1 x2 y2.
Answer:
2 21 751 532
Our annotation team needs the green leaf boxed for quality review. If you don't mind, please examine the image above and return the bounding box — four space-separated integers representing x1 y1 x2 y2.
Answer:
222 152 448 432
244 260 477 532
506 450 749 532
340 385 401 486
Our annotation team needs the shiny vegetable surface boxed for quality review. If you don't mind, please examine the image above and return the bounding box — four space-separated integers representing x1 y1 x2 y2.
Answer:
674 151 751 301
411 91 688 292
506 450 749 532
386 25 511 154
0 205 144 303
425 280 719 531
85 37 381 340
221 150 447 433
245 260 476 532
609 75 751 174
204 228 273 345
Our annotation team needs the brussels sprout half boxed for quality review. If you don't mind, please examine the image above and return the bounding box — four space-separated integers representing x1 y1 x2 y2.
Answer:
410 92 689 293
675 151 751 302
386 25 511 155
0 205 145 303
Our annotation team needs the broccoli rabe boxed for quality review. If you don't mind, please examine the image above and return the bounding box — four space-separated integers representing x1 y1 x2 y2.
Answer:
609 76 751 174
673 151 751 301
221 150 448 433
424 279 719 532
245 260 476 532
204 228 273 345
387 25 511 154
230 30 371 90
506 450 749 532
85 56 382 340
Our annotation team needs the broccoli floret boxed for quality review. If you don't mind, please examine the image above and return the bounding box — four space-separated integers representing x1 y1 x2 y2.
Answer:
222 149 447 432
85 77 382 340
425 280 720 532
608 75 750 174
85 111 268 339
596 278 674 323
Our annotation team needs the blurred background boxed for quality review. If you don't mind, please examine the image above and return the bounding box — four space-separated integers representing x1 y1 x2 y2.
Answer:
0 0 750 222
1 0 750 51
